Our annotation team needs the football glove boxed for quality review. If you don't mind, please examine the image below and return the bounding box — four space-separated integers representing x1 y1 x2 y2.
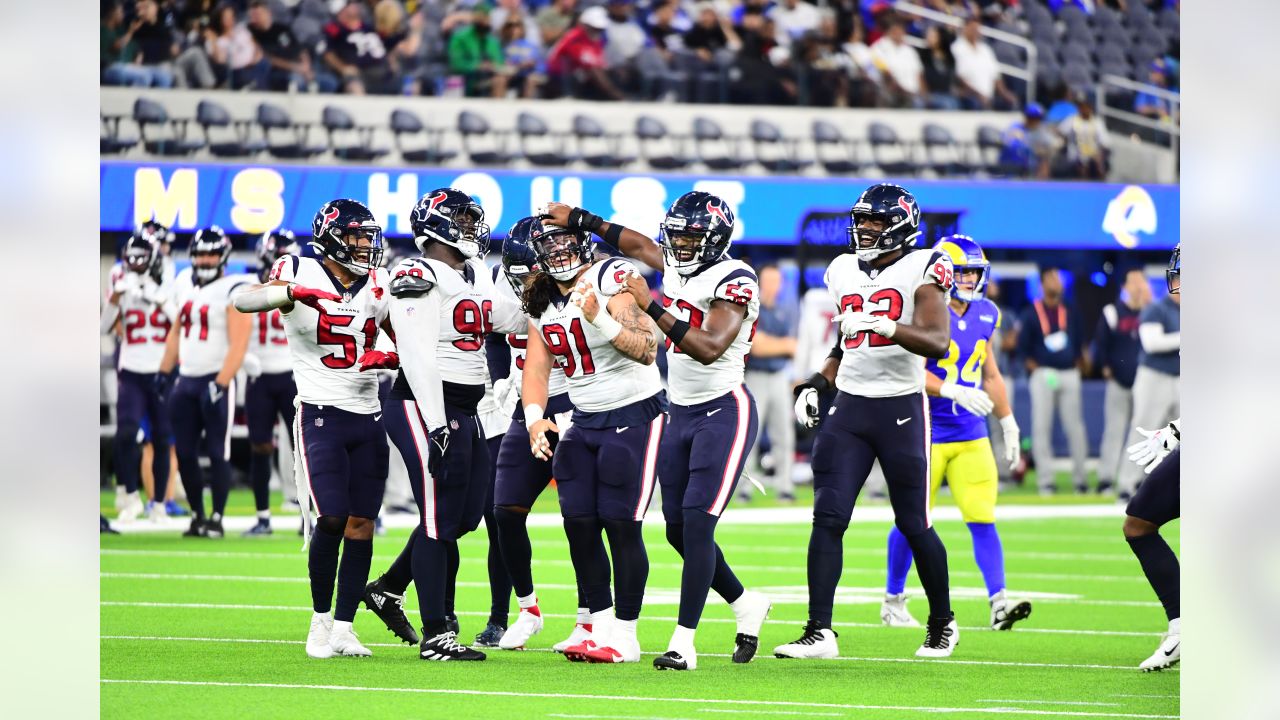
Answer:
427 426 449 479
289 284 343 310
241 352 263 379
202 381 227 413
832 311 896 339
492 376 518 417
153 371 175 398
1126 419 1181 474
793 386 820 429
357 350 399 372
998 414 1021 472
113 272 142 298
939 382 994 417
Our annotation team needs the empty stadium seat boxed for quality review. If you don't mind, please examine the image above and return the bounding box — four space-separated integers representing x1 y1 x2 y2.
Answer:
922 123 973 177
867 121 918 176
457 110 515 166
197 99 266 158
101 114 137 155
692 117 747 172
572 114 634 169
133 97 205 156
635 115 692 171
811 119 861 175
389 108 457 165
257 102 326 159
322 105 389 162
975 124 1013 177
750 118 811 173
516 111 574 167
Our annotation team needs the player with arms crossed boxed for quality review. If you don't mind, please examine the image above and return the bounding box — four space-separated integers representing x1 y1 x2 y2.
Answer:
544 194 773 670
359 189 526 661
233 199 390 658
1122 244 1181 672
881 235 1031 631
241 229 301 536
775 183 958 659
159 227 251 539
520 216 663 664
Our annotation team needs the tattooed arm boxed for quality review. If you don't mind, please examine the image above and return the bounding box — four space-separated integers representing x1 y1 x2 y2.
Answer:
605 292 659 365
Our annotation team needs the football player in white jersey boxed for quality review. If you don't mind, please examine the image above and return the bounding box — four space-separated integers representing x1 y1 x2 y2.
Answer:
542 195 773 670
773 183 959 660
102 233 177 523
519 218 663 665
359 189 526 661
158 227 252 539
233 198 391 659
241 229 301 537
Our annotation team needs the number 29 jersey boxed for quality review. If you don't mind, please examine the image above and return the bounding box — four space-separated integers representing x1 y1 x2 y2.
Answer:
661 258 759 405
824 249 954 398
927 298 1000 443
269 255 389 414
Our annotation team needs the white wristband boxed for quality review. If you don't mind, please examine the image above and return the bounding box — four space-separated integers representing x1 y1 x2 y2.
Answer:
590 308 623 341
524 403 545 432
939 383 959 400
270 284 293 307
999 413 1019 432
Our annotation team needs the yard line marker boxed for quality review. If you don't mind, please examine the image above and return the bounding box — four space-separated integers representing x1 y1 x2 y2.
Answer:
99 678 1179 718
699 710 843 717
978 700 1123 707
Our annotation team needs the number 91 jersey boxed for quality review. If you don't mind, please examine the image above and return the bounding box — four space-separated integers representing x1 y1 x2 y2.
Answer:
825 248 954 398
661 258 759 405
927 297 1000 443
270 255 389 414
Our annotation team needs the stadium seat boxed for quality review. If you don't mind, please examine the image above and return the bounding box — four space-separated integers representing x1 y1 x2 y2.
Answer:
1062 63 1095 92
922 123 973 177
811 120 861 175
867 121 918 177
133 97 205 156
571 114 634 169
1058 4 1091 27
975 124 1005 176
750 118 811 173
516 111 574 167
389 108 457 165
1060 43 1095 67
257 102 326 159
1096 44 1128 67
196 99 266 158
101 114 137 155
634 115 692 171
457 110 515 166
322 105 389 162
994 42 1024 67
692 116 747 172
291 15 324 49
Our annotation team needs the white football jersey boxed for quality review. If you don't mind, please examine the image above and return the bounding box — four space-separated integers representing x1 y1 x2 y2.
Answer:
536 258 662 414
492 266 570 399
250 308 293 374
174 272 254 377
824 248 954 397
269 255 390 414
661 258 760 405
106 257 176 300
115 273 176 374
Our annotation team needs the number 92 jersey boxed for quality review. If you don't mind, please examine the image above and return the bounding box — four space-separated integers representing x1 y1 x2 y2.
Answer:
661 258 759 405
927 297 1000 443
825 248 954 398
270 255 389 414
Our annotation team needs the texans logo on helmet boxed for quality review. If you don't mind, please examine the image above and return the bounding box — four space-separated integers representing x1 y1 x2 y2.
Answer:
897 196 913 215
322 205 340 225
706 200 730 227
426 191 450 215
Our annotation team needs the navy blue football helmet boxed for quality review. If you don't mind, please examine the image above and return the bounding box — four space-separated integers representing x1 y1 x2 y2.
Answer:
255 229 299 282
411 188 490 259
123 234 163 279
503 217 546 289
189 226 231 285
528 219 591 282
137 220 175 248
1167 243 1180 295
658 191 736 275
847 183 922 261
311 198 384 276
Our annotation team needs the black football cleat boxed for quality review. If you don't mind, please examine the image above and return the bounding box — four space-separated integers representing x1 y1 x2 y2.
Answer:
446 613 460 635
362 577 419 645
241 519 273 537
732 633 760 663
653 650 694 670
420 630 486 661
473 622 506 648
100 515 120 535
204 514 225 539
182 518 207 537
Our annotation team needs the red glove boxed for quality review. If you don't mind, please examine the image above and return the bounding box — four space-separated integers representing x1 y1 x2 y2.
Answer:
357 350 399 372
290 285 342 310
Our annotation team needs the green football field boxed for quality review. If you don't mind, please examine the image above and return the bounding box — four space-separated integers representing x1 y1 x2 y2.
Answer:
101 486 1179 719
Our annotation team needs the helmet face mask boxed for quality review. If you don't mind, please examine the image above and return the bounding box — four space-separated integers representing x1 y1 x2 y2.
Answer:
1167 244 1180 295
312 199 384 276
124 235 159 276
189 226 231 285
255 229 299 281
532 226 591 282
934 234 989 302
660 191 735 276
847 184 922 261
411 189 491 259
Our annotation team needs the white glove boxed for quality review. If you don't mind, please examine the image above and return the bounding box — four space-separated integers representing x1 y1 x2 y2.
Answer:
998 414 1021 471
493 376 518 417
241 353 263 379
113 272 142 298
139 277 168 306
833 311 896 339
939 382 994 417
1126 420 1180 474
794 387 820 428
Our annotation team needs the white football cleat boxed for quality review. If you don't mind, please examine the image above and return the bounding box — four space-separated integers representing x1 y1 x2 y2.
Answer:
916 616 960 658
553 623 592 654
147 501 168 523
1139 620 1180 672
732 590 772 637
583 633 642 663
990 591 1033 631
881 592 922 627
117 491 144 524
774 621 839 659
498 608 544 650
306 612 334 659
328 620 372 657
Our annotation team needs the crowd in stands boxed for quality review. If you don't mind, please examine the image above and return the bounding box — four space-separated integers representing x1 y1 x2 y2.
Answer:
102 0 1180 112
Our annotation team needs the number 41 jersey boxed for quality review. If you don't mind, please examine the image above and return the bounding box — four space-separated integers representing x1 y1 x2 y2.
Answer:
269 255 390 414
824 248 954 398
661 258 760 405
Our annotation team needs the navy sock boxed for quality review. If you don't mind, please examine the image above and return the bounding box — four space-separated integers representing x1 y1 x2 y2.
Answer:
483 506 511 626
663 521 744 605
410 531 448 632
904 527 951 621
382 532 415 594
602 518 648 622
151 438 170 503
496 506 535 598
249 451 272 513
563 516 613 613
806 519 847 627
676 509 743 628
1127 532 1180 621
444 539 460 617
113 423 142 494
967 523 1006 597
886 526 914 595
208 457 231 517
176 451 205 519
335 537 372 622
307 527 342 613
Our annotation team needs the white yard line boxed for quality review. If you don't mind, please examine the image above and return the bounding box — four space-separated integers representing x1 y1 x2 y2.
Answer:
978 700 1122 707
100 678 1177 718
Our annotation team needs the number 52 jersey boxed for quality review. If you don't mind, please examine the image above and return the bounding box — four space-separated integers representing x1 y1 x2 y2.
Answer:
269 255 390 414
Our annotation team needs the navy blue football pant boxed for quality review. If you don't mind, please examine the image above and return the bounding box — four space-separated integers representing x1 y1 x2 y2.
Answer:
483 433 513 626
169 373 234 520
115 369 170 498
245 371 296 513
809 390 951 625
1125 447 1180 621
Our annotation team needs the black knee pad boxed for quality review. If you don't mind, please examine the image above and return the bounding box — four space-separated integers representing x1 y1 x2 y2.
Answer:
812 514 850 533
664 522 684 551
315 515 347 537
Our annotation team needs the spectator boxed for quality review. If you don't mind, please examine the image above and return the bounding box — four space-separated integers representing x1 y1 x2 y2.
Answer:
1135 59 1177 122
795 12 849 107
602 0 649 93
1060 93 1110 179
247 0 327 92
950 16 1017 110
684 2 740 63
546 7 625 100
647 0 686 57
130 0 179 88
1000 102 1060 178
536 0 577 48
743 266 800 504
102 2 149 86
375 0 423 94
448 3 508 97
1117 271 1180 500
1044 84 1079 124
729 7 788 104
501 16 545 98
770 0 821 46
1092 268 1152 495
869 18 924 108
918 24 959 109
491 0 542 52
841 16 879 106
206 4 264 89
321 1 398 95
1016 267 1090 495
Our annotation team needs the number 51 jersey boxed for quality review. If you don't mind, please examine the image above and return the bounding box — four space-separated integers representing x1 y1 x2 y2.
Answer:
269 255 390 414
824 248 953 398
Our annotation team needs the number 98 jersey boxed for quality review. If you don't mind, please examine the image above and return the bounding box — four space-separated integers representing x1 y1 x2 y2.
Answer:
824 249 953 398
927 297 1001 443
270 255 389 414
661 258 759 405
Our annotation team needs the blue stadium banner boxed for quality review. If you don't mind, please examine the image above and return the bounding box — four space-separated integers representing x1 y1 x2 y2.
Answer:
100 161 1179 250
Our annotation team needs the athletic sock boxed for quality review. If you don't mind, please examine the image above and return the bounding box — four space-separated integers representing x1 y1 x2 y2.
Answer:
113 424 142 494
484 506 512 626
903 527 952 621
676 509 728 629
496 506 536 597
885 526 914 595
669 624 696 652
381 531 416 594
307 528 342 613
602 518 649 622
257 509 270 521
967 522 1006 597
564 516 613 613
666 520 744 606
612 617 638 645
517 593 540 613
334 537 373 623
249 451 272 514
444 539 460 617
151 436 170 502
576 607 591 625
411 531 449 630
208 457 231 517
177 453 205 519
1126 532 1180 621
806 520 847 628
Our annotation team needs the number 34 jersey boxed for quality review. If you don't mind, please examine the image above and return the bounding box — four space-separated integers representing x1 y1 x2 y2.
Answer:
927 297 1001 443
824 248 954 398
269 255 390 414
661 258 760 406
